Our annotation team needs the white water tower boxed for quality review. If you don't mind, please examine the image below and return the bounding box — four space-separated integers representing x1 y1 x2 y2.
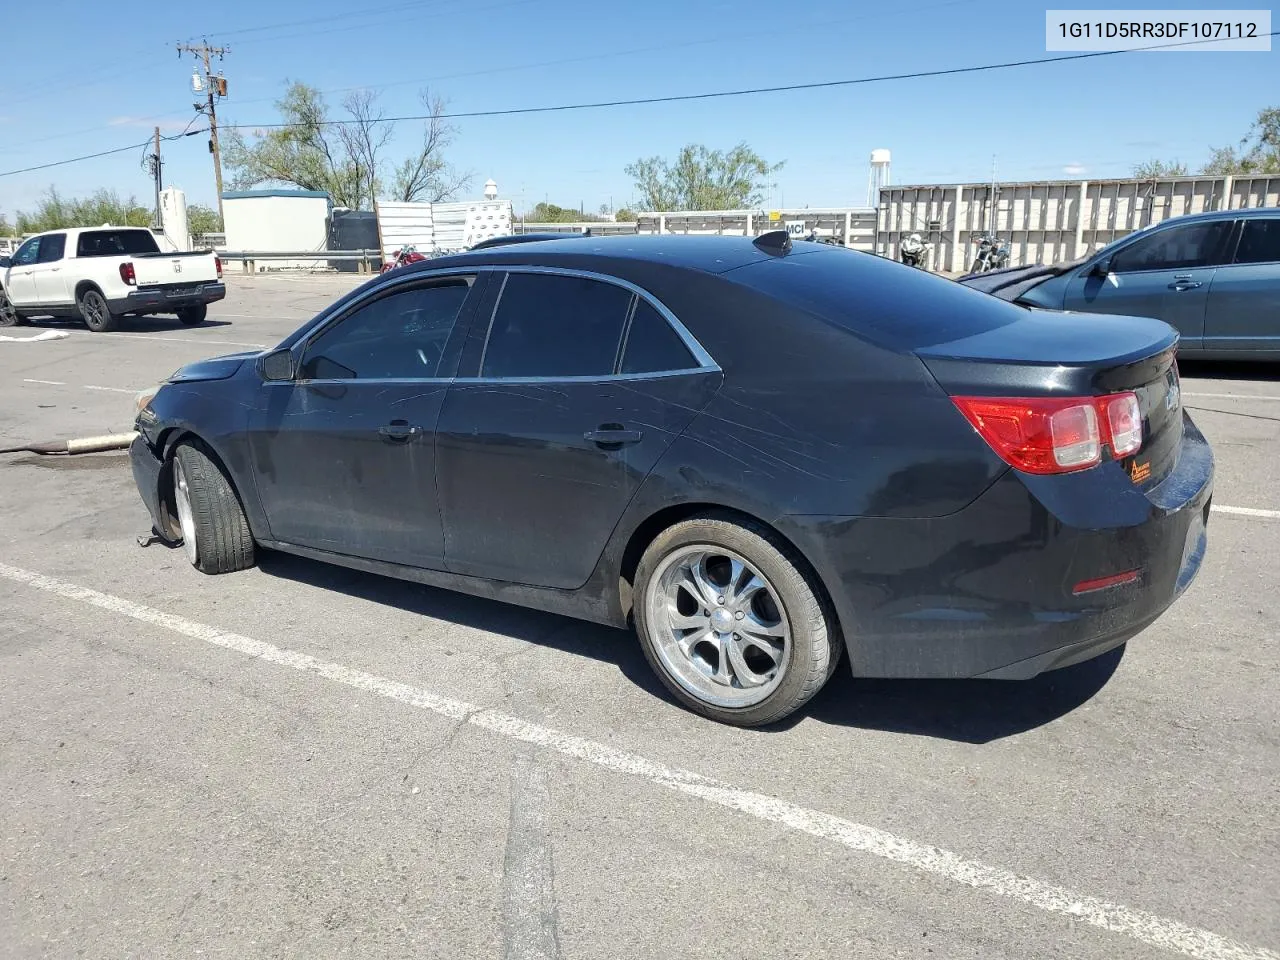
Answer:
868 149 892 207
483 179 498 201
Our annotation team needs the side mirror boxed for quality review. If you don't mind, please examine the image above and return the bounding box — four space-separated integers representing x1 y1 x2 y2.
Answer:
0 256 11 269
1091 257 1111 277
260 348 295 382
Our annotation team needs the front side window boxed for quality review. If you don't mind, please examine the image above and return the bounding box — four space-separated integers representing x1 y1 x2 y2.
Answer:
37 234 66 263
298 280 472 381
1110 221 1232 273
480 273 633 378
11 237 40 266
1233 219 1280 265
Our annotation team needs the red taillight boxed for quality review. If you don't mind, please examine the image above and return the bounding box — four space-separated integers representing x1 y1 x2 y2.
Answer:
119 262 136 286
951 392 1143 475
215 255 223 279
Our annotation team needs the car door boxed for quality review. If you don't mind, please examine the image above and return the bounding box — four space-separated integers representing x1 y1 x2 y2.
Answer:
4 236 42 307
247 271 483 568
1061 219 1234 353
435 268 722 589
32 233 69 306
1203 216 1280 356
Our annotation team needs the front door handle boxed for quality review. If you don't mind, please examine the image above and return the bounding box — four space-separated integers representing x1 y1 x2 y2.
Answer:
1170 280 1202 291
379 420 421 442
584 424 643 448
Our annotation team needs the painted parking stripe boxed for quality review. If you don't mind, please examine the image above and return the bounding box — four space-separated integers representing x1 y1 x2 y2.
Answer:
1184 392 1280 403
82 385 137 394
21 378 65 386
0 561 1273 960
1213 505 1280 520
86 331 267 348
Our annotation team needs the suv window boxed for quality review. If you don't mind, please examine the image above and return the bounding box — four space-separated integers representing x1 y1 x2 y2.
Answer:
621 300 697 374
11 237 40 267
76 229 162 258
1233 218 1280 265
481 272 633 378
299 280 472 381
37 234 65 263
1110 221 1232 273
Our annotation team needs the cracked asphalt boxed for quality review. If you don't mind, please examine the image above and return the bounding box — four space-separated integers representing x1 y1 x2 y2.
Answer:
1 272 1277 960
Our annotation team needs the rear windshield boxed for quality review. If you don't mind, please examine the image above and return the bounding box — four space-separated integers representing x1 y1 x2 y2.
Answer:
730 246 1025 350
76 229 161 257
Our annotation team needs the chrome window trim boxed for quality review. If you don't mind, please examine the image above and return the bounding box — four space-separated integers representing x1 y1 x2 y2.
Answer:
474 265 718 380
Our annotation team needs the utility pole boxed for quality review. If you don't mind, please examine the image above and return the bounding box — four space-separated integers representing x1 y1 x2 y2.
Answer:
990 154 998 236
149 126 163 228
177 40 230 223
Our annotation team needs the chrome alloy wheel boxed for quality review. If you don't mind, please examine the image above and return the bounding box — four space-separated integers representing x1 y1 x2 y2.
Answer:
173 460 198 565
646 545 791 708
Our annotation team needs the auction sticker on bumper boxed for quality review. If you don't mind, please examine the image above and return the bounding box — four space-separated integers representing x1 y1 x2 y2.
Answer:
1046 10 1272 51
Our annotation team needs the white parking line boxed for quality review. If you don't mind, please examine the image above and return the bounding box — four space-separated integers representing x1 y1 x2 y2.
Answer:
88 331 267 348
1214 505 1280 520
0 561 1272 960
82 385 137 394
1184 392 1280 402
21 378 65 386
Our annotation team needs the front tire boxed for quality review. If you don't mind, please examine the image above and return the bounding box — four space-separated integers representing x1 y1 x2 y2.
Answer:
0 288 26 327
178 303 207 326
172 441 256 575
634 514 840 727
78 288 117 332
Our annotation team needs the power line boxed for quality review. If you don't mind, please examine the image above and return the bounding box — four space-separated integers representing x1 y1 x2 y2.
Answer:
5 31 1274 180
0 128 205 178
226 31 1280 130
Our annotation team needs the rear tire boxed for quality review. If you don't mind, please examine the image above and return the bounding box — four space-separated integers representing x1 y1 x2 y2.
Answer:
633 513 840 727
78 288 116 332
172 441 256 575
178 303 207 326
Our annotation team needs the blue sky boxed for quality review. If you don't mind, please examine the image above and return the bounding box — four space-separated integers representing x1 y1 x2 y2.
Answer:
0 0 1274 218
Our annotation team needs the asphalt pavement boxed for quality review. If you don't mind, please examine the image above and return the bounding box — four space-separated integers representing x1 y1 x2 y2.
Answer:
1 272 1277 960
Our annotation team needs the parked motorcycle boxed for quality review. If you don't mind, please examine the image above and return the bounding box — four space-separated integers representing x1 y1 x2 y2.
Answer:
969 234 1010 273
803 229 844 246
379 244 428 274
900 232 931 270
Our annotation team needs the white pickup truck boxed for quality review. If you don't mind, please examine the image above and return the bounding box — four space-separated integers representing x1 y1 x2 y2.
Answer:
0 226 225 332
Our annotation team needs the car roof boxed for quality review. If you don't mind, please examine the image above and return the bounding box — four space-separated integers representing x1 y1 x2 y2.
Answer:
1140 207 1280 229
420 234 820 275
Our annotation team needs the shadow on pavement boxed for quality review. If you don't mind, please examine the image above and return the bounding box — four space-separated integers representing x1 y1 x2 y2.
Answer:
1179 359 1280 383
258 550 1121 745
18 317 235 332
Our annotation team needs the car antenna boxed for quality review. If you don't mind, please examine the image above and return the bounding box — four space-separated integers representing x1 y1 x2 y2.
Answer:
752 230 792 256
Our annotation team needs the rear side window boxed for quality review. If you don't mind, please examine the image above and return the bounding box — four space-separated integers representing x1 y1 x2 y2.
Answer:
1233 219 1280 265
76 230 162 257
1110 221 1232 273
621 300 697 374
36 234 66 262
299 280 472 380
481 272 632 378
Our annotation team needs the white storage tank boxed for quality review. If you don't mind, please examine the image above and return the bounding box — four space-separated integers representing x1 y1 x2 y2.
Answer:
221 189 331 270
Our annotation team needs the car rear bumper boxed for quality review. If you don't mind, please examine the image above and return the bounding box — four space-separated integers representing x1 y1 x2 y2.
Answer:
777 413 1213 679
111 281 226 314
129 434 171 538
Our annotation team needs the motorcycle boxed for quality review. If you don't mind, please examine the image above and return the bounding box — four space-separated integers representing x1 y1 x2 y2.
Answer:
379 244 428 274
969 234 1010 274
900 232 931 270
803 229 844 247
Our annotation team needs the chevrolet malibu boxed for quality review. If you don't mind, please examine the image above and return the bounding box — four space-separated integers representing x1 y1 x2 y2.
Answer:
130 233 1213 726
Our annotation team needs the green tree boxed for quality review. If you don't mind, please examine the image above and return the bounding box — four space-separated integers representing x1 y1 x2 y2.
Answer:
187 203 223 236
1132 159 1188 178
14 187 151 233
0 213 13 236
524 202 604 223
614 207 637 222
1201 106 1280 175
625 142 783 211
224 82 468 210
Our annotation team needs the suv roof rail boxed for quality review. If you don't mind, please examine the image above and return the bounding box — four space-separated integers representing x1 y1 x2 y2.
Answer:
469 232 589 251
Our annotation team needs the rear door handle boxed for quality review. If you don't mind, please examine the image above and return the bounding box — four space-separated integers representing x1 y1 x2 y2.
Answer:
379 420 421 442
584 425 643 448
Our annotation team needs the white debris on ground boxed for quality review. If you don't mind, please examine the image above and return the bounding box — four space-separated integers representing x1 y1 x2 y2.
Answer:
0 330 70 343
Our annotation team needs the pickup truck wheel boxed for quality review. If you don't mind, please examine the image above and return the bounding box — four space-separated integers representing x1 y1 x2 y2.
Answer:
0 289 26 327
178 303 207 326
172 441 255 575
78 288 117 332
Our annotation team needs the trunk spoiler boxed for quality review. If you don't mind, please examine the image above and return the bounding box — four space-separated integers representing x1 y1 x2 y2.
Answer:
956 257 1087 302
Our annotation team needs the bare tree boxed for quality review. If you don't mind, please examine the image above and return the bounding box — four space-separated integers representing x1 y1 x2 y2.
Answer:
391 90 471 203
336 89 394 211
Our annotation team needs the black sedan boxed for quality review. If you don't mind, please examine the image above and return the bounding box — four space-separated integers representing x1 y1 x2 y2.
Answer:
130 233 1213 726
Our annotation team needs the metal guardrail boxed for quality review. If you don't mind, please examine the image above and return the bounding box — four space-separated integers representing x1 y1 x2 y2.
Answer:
220 249 385 273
